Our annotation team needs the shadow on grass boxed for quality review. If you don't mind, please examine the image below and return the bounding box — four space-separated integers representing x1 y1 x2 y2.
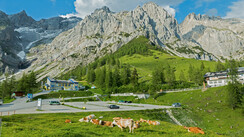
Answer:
138 129 166 134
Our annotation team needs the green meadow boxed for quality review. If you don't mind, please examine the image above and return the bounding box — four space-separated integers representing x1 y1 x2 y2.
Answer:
1 109 219 137
103 87 244 137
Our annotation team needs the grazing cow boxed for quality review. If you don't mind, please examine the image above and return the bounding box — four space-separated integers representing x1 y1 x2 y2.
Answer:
91 119 100 125
184 126 205 134
113 118 135 133
79 114 95 122
65 119 71 123
140 118 160 125
99 121 114 127
133 121 141 129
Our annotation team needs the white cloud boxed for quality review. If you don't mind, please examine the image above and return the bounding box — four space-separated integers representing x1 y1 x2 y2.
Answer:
50 0 56 3
61 0 184 18
225 0 244 19
205 8 218 16
60 13 77 18
162 5 176 17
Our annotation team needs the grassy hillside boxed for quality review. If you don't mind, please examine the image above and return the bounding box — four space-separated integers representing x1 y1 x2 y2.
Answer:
1 110 219 137
105 87 243 136
120 50 217 82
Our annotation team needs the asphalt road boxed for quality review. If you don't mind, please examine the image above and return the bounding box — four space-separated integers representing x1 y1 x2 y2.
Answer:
0 91 173 116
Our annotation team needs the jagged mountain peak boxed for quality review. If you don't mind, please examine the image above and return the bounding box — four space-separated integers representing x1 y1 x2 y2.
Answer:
8 10 36 27
184 12 222 22
93 6 112 15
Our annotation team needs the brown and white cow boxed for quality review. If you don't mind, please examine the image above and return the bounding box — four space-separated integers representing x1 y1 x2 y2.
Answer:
79 114 95 122
99 120 114 127
140 118 160 125
184 126 205 134
112 118 135 133
90 119 100 125
133 121 141 129
65 119 72 123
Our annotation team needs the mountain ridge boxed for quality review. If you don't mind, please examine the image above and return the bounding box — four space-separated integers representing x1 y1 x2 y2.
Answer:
1 2 244 80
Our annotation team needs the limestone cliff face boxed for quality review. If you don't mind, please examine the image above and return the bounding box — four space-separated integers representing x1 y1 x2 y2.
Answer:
180 13 244 59
23 3 215 81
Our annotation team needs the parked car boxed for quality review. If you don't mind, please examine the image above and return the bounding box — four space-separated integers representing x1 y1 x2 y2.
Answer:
118 100 124 103
108 105 120 109
172 103 181 107
49 100 61 105
125 101 132 103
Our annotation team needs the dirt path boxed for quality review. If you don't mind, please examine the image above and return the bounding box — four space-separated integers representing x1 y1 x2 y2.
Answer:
166 109 182 126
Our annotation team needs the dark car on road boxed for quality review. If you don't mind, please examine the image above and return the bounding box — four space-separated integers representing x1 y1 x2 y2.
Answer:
108 105 120 109
125 101 132 103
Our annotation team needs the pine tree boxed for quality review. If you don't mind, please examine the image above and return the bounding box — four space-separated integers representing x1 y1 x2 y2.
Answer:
165 64 175 85
17 73 28 93
188 64 194 81
131 68 139 86
215 61 226 72
226 59 242 109
82 67 87 77
121 65 131 85
179 70 186 82
87 67 96 83
9 75 17 97
95 67 106 88
112 67 121 87
152 68 165 85
28 71 37 92
105 67 113 89
200 62 205 71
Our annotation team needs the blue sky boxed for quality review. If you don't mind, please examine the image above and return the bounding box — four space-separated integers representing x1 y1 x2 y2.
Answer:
0 0 243 23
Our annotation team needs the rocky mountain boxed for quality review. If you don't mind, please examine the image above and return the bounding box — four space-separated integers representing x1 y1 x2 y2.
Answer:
3 2 244 81
22 2 216 81
0 10 81 74
180 13 244 59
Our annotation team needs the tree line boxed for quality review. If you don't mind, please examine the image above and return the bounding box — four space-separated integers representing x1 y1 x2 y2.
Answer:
0 71 38 100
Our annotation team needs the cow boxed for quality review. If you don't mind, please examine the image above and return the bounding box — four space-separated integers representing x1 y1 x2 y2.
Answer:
79 114 95 122
140 118 160 125
99 120 114 127
184 126 205 134
90 119 100 125
65 119 71 123
133 121 141 129
112 118 135 133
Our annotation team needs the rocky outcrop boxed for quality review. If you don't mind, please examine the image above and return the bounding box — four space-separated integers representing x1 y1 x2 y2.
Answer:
180 13 244 59
0 11 23 73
